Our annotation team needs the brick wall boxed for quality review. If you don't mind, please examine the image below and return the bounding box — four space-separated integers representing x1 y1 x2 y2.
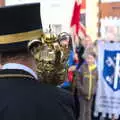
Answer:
100 2 120 18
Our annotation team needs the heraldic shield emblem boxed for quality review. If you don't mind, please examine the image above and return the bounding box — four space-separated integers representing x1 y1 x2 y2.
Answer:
103 50 120 91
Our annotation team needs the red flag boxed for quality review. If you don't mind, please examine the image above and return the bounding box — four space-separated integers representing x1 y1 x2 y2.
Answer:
70 0 81 35
70 0 86 37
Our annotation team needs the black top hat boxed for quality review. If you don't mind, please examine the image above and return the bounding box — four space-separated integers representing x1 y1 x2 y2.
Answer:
0 3 43 52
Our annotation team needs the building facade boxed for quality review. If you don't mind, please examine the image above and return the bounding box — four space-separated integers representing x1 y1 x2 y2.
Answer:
5 0 99 40
99 0 120 41
86 0 99 41
5 0 75 34
5 0 120 41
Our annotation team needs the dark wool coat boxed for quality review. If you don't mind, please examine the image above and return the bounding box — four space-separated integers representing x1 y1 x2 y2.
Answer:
0 69 77 120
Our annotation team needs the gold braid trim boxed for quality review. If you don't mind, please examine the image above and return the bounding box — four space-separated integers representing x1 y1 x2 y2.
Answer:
0 29 43 44
0 74 34 79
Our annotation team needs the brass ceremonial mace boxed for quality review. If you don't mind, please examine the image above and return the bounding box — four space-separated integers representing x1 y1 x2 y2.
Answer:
49 24 52 42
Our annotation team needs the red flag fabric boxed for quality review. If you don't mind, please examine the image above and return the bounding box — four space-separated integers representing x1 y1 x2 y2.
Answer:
67 71 73 82
70 0 81 35
70 0 86 37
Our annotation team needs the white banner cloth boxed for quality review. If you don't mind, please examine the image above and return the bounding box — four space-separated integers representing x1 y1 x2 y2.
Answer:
94 41 120 119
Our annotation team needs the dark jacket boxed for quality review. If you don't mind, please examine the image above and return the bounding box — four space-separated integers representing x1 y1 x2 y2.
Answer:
0 69 76 120
75 63 98 100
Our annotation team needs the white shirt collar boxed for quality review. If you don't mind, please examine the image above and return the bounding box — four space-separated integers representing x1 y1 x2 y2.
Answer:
2 63 38 80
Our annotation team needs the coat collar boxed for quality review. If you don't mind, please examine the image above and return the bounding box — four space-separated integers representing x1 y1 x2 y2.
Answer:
2 63 38 80
0 69 36 80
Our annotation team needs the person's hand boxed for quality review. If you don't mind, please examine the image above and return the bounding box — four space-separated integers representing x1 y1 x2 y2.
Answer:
74 53 79 61
68 65 76 71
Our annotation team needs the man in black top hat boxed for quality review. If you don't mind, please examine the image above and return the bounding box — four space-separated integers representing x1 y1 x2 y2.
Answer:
0 3 77 120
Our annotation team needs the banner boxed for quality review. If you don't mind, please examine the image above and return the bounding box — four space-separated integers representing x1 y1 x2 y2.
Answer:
94 41 120 119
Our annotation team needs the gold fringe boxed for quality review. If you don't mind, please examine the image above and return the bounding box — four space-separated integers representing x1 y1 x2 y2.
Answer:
0 74 34 79
0 29 43 44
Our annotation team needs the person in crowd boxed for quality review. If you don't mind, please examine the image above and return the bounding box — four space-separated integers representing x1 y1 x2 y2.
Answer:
0 3 77 120
58 35 86 120
82 35 93 49
56 33 81 119
75 48 98 120
57 32 76 89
